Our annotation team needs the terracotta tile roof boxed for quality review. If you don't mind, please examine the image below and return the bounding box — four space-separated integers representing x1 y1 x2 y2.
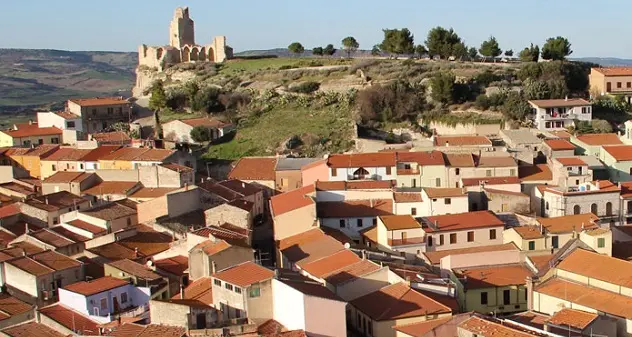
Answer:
191 225 249 243
317 199 393 218
81 200 137 220
422 211 504 233
535 277 632 319
476 156 517 168
359 225 377 243
91 131 131 143
511 226 544 239
67 219 106 235
214 261 275 287
31 250 82 271
454 264 532 289
557 248 632 287
315 180 395 191
325 259 381 285
43 148 92 161
603 145 632 161
110 323 186 337
575 133 623 146
584 228 609 236
134 148 176 162
177 117 229 128
320 226 354 245
228 157 277 181
519 164 553 181
549 130 572 139
0 231 15 248
172 277 213 305
48 226 90 242
423 187 465 198
592 67 632 76
69 96 128 106
392 317 452 337
351 282 451 321
2 242 44 256
99 147 149 161
0 294 31 321
42 171 93 184
83 181 140 196
194 240 232 255
555 157 586 166
422 243 518 265
546 308 597 330
393 192 422 203
118 225 172 257
0 204 19 219
0 182 36 196
300 158 326 171
54 111 79 119
154 255 188 276
536 213 599 234
63 276 129 296
1 321 66 337
300 249 360 278
258 319 286 335
80 145 121 161
327 152 396 168
6 256 53 276
129 187 178 199
275 271 344 301
380 215 421 230
39 303 100 335
434 135 492 147
87 242 139 261
5 145 59 158
527 254 553 272
26 191 90 211
461 176 520 187
459 316 536 337
106 259 162 280
444 153 475 167
29 228 75 247
621 182 632 198
161 163 194 173
396 151 446 166
544 139 576 151
279 228 344 266
529 98 590 108
270 184 315 217
2 123 62 138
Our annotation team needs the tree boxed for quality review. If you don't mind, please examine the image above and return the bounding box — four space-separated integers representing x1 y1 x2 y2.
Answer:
414 45 427 59
341 36 360 58
591 119 613 133
468 47 478 61
379 28 415 57
288 42 305 56
430 71 456 104
541 36 572 61
425 26 463 59
323 44 336 57
505 49 514 57
190 125 212 143
501 92 531 121
371 45 381 56
452 42 467 60
191 86 223 113
312 47 324 57
523 78 551 100
149 81 167 112
479 36 502 61
519 43 540 62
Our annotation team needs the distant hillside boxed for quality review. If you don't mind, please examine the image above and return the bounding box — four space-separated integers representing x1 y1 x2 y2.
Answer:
571 57 632 67
0 49 137 112
235 48 376 58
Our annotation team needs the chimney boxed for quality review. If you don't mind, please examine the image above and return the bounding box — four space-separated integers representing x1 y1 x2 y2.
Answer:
370 199 374 208
445 141 449 147
45 197 49 205
211 261 217 275
28 120 33 125
179 283 185 299
134 247 139 258
564 95 568 101
361 250 366 260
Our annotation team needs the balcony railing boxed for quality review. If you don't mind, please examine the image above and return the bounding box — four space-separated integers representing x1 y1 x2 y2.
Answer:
388 237 425 247
397 169 420 176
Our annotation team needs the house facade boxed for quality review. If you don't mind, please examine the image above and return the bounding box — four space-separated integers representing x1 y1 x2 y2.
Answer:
529 98 592 131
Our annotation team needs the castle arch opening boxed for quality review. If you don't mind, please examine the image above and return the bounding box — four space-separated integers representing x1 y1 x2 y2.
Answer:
182 46 191 62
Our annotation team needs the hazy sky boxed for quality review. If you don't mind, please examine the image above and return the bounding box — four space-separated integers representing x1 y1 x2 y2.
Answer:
1 0 629 58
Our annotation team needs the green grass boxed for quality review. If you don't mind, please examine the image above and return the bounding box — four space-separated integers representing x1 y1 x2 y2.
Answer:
159 110 207 123
205 103 354 160
220 57 350 75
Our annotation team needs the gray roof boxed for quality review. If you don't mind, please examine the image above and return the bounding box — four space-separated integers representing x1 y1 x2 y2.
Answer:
501 129 541 145
275 158 320 171
570 155 606 169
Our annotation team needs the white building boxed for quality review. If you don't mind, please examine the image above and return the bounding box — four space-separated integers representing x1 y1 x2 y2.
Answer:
37 111 83 145
529 98 592 131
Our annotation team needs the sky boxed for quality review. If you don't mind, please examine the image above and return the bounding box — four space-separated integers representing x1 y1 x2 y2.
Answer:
0 0 629 58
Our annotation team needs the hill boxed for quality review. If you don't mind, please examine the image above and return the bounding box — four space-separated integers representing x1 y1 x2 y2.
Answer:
0 49 136 113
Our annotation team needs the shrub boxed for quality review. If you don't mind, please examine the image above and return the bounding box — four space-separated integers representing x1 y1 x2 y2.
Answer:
356 80 426 124
191 86 223 113
288 81 321 94
190 125 212 143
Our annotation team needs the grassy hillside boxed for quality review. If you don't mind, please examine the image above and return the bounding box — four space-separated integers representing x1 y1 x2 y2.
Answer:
0 49 136 111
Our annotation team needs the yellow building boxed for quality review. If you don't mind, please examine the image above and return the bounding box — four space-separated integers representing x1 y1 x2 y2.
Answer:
0 122 62 147
7 145 60 178
39 147 93 179
589 67 632 102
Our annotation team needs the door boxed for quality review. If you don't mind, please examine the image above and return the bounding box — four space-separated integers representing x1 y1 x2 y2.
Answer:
503 289 511 305
607 82 612 92
401 232 407 244
196 313 206 329
501 203 509 212
113 296 120 314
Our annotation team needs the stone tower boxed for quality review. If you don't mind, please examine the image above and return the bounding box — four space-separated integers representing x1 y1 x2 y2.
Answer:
169 7 195 49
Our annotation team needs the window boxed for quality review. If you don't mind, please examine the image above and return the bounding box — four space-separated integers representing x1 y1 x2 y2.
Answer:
573 205 581 215
404 164 411 169
121 292 128 303
545 202 549 210
618 82 622 88
368 320 373 335
235 309 241 318
486 170 492 177
606 202 613 216
225 283 233 291
330 168 337 177
67 121 75 128
214 279 221 286
357 219 363 228
372 218 377 226
450 233 457 244
439 234 444 245
92 109 97 115
575 180 580 185
235 287 242 294
411 208 417 216
249 286 260 298
480 292 488 305
435 178 441 187
503 289 511 305
489 229 496 240
455 168 460 175
467 231 474 242
52 165 57 171
127 218 132 226
118 107 123 114
53 217 59 225
591 203 598 215
386 166 392 175
551 236 559 249
38 139 44 145
510 169 516 176
445 198 451 205
107 108 114 114
628 82 632 89
100 298 107 310
528 241 535 251
80 164 84 169
545 122 551 128
427 236 433 247
598 238 606 248
339 219 345 228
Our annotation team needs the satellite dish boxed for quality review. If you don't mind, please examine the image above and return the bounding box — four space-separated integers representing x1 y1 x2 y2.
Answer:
343 242 351 249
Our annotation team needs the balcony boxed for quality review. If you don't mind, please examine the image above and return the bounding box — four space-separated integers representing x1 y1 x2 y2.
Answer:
388 237 425 247
397 168 420 176
542 113 576 120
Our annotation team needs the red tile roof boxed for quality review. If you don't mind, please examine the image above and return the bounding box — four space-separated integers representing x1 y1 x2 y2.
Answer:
396 151 446 166
42 171 93 184
511 226 545 239
214 261 275 287
80 145 122 161
315 180 395 191
0 294 31 321
393 192 423 203
603 145 632 161
29 228 75 247
444 153 475 167
43 147 93 161
63 276 129 296
270 184 315 216
575 133 623 146
544 139 576 151
422 243 519 265
537 213 599 234
422 210 504 233
2 123 62 138
54 111 79 119
300 249 361 278
529 98 590 108
454 264 533 289
279 229 344 266
519 164 553 182
91 131 131 144
172 277 213 306
327 152 396 168
67 219 106 235
592 67 632 76
228 157 277 181
434 135 492 147
1 321 66 337
6 256 53 276
69 97 128 106
460 176 520 187
317 199 393 218
380 215 422 230
0 204 19 219
393 317 452 337
459 316 536 337
154 255 188 276
106 259 162 280
546 308 598 330
178 117 229 128
324 259 381 285
423 188 465 198
108 323 186 337
30 250 82 271
194 240 232 256
39 303 100 335
555 157 586 166
557 248 632 288
351 283 451 321
83 181 139 196
129 187 178 199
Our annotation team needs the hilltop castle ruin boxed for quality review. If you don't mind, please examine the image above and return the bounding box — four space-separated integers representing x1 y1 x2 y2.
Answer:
138 7 233 71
